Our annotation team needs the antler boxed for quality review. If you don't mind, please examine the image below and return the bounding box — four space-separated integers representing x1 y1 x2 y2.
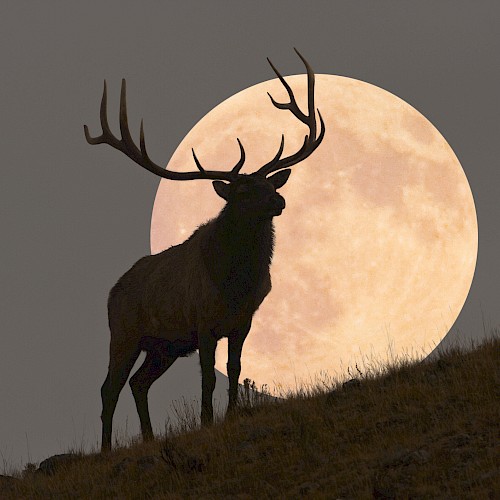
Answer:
84 49 324 182
84 79 245 182
257 48 325 177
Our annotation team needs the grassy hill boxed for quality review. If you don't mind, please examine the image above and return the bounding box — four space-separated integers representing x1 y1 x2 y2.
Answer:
1 335 498 499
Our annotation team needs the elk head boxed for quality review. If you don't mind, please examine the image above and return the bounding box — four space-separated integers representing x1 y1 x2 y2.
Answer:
211 172 288 222
84 48 325 215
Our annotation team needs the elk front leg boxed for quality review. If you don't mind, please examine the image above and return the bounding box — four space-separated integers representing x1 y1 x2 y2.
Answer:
226 319 252 416
199 333 217 426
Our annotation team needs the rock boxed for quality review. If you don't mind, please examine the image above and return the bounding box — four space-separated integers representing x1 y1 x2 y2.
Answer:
372 485 396 499
246 425 273 442
409 449 430 465
110 455 164 478
185 455 206 473
36 453 80 476
374 414 407 430
0 474 20 492
235 440 252 452
381 447 430 468
110 457 134 478
161 440 207 473
342 379 361 390
447 433 471 448
298 481 320 495
136 455 162 472
381 446 410 468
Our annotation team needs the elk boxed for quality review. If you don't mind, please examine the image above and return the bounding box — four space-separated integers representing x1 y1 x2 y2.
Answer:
84 49 325 452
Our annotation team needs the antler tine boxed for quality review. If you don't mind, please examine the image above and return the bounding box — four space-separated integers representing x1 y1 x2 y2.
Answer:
85 80 242 182
139 119 161 171
259 134 285 172
191 149 206 173
118 79 137 155
277 110 326 170
294 47 317 142
257 49 325 177
266 57 307 123
231 138 246 174
190 138 246 178
84 80 116 146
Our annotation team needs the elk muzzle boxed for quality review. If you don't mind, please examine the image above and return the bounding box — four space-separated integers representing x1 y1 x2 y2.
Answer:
269 194 286 217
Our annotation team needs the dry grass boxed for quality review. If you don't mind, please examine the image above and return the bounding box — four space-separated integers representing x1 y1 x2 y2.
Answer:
2 335 498 499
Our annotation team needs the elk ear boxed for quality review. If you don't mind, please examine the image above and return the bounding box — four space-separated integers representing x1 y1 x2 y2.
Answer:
268 169 291 189
212 180 230 200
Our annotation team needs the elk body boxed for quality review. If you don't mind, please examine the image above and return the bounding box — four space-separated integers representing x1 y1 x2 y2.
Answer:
84 49 325 452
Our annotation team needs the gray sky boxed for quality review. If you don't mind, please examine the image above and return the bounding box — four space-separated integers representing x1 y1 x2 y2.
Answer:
1 2 498 468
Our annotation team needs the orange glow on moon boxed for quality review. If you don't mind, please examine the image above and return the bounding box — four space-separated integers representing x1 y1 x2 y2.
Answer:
150 75 477 392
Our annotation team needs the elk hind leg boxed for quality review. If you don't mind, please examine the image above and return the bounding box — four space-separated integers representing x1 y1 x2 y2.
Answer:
129 348 177 442
101 344 141 452
199 333 217 426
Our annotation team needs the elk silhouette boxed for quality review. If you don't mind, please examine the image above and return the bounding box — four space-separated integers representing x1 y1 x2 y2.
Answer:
84 49 325 452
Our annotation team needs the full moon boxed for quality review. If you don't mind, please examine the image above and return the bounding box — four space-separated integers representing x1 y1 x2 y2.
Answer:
150 74 477 392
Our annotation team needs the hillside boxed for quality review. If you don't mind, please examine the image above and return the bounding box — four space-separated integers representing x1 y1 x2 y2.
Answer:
1 336 498 499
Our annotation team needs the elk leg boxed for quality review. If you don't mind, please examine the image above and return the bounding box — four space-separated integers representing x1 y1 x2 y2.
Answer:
101 346 141 452
199 333 217 426
129 349 177 441
226 319 252 415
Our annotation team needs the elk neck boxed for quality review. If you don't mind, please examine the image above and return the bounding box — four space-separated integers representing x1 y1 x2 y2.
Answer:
201 206 275 309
